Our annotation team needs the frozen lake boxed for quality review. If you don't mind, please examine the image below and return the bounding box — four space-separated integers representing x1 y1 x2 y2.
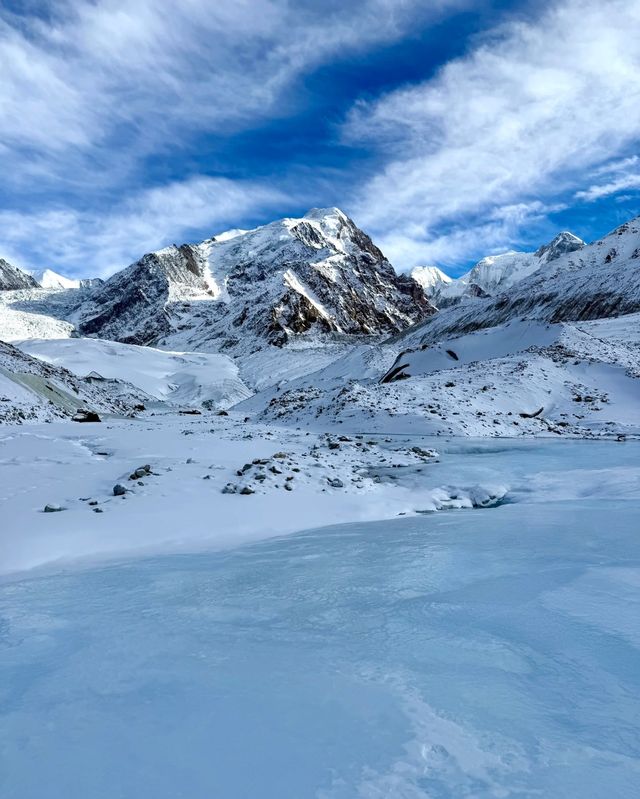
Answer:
2 490 640 797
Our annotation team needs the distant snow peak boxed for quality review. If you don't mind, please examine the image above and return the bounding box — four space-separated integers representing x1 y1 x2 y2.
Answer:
420 230 586 307
534 231 584 262
411 265 452 291
32 269 80 290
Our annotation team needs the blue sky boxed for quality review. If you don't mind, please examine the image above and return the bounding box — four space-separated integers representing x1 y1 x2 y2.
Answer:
1 0 640 278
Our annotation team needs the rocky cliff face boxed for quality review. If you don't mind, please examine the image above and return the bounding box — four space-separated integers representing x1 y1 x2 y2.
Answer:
78 246 214 346
78 208 435 352
0 259 39 291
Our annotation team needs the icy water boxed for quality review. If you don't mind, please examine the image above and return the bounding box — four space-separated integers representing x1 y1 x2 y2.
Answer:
2 493 640 798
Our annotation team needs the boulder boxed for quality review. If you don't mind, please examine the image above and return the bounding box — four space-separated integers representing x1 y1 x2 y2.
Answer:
72 409 101 423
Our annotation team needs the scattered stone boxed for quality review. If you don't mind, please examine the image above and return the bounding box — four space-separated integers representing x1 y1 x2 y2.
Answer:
327 478 344 488
93 507 104 513
269 465 283 474
179 408 202 415
284 483 293 491
411 446 433 458
216 410 229 416
113 484 127 496
88 500 98 506
44 503 64 513
239 486 255 495
252 458 270 465
328 442 340 450
222 483 237 494
186 458 195 464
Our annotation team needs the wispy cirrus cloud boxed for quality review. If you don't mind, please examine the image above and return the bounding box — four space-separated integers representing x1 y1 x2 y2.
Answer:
0 0 471 275
343 0 640 269
575 174 640 202
0 0 463 189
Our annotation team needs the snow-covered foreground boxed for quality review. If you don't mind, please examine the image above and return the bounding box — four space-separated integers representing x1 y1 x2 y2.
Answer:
2 494 639 797
2 413 639 576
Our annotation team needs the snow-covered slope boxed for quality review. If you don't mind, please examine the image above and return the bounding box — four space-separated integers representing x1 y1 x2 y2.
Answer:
31 269 81 290
400 218 640 345
77 208 434 355
419 231 585 307
0 258 39 291
241 314 640 438
17 338 252 409
0 340 150 424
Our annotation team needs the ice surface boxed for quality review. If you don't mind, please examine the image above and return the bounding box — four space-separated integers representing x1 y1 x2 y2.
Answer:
1 498 639 798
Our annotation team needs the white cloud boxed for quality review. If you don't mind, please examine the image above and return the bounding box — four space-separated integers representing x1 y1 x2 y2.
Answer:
575 174 640 202
592 155 640 177
0 0 464 188
343 0 640 268
0 177 287 277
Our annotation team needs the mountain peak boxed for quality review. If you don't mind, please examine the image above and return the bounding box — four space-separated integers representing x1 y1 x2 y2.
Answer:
411 266 452 291
78 209 434 350
32 269 80 290
302 207 347 222
534 230 584 262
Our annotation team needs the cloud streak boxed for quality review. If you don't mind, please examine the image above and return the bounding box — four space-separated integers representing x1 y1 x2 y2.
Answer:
0 177 287 276
0 0 462 189
0 0 470 275
343 0 640 268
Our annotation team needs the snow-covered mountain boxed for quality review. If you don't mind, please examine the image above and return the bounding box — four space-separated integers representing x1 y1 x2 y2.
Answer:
0 258 39 291
238 218 640 438
31 269 81 290
400 217 640 347
411 265 452 293
415 231 585 307
77 208 434 353
242 314 640 438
